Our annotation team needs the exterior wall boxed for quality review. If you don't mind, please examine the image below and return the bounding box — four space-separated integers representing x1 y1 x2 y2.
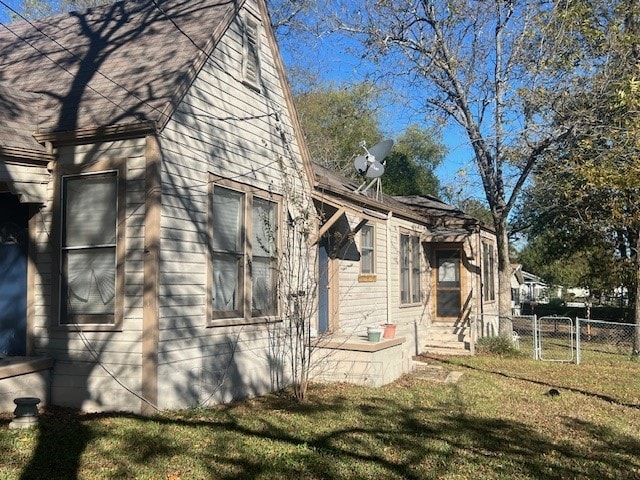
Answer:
311 338 408 388
155 0 309 409
32 138 147 412
320 211 429 385
334 215 390 335
0 358 54 412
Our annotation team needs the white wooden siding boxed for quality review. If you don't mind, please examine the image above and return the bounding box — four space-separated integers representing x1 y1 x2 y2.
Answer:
156 0 308 409
32 138 148 411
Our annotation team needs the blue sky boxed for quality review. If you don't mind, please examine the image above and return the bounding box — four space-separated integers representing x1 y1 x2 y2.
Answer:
279 31 484 201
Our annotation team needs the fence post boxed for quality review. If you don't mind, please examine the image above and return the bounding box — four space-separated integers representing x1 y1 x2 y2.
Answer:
533 314 539 360
575 317 581 365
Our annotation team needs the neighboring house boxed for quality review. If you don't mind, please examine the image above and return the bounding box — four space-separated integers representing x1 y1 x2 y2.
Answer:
520 271 550 305
310 164 499 386
511 263 524 315
0 0 314 414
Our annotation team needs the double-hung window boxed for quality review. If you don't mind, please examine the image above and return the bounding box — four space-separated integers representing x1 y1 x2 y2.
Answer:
59 169 123 327
400 233 421 304
360 224 375 275
209 181 278 324
482 241 496 301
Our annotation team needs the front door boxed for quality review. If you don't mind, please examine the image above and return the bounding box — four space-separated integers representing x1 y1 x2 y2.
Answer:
0 194 29 356
317 242 330 333
435 249 462 321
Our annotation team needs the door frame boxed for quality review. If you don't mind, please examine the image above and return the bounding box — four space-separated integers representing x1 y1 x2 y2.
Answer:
432 245 466 322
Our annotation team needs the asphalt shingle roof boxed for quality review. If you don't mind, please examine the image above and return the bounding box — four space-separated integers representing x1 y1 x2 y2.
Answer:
0 0 242 150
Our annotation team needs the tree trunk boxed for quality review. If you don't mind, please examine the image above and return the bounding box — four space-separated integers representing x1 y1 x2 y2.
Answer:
495 216 513 337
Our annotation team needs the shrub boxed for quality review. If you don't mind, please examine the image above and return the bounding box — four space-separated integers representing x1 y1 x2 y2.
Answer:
476 335 520 356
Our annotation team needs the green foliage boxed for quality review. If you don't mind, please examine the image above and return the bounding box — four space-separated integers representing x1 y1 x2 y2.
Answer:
295 84 445 196
476 335 521 356
382 125 445 196
517 0 640 322
295 83 381 176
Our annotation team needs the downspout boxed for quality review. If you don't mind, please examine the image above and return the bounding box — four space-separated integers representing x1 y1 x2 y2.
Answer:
386 211 393 325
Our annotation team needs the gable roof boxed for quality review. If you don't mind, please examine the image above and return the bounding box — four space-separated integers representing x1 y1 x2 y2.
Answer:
0 0 242 141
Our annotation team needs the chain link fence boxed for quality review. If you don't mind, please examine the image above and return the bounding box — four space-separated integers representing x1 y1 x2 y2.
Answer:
475 314 640 364
576 318 639 364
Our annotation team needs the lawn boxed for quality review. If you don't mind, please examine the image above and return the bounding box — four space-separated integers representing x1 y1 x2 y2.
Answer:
2 354 639 480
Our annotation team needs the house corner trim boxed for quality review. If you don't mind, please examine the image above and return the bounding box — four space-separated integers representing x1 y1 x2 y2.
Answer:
142 134 161 415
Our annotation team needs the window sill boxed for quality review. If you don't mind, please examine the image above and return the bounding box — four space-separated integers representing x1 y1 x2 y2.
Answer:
358 274 377 283
54 323 122 332
208 316 282 328
399 302 422 308
242 80 261 93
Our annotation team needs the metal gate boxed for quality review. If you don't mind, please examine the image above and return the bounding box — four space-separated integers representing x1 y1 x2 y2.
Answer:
535 316 574 362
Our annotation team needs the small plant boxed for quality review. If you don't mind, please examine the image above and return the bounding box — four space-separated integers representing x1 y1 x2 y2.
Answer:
476 335 521 356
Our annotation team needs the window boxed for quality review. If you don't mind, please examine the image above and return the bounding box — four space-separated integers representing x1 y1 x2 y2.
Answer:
209 182 278 324
482 241 496 301
360 224 375 275
436 249 461 318
242 14 261 90
400 233 421 304
60 171 120 325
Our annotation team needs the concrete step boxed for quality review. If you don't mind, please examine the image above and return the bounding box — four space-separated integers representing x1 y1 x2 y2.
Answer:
412 361 465 382
427 332 470 343
423 343 472 356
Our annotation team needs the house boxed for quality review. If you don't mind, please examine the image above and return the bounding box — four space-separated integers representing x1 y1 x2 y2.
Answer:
521 271 550 305
309 164 499 386
0 0 315 414
511 263 524 315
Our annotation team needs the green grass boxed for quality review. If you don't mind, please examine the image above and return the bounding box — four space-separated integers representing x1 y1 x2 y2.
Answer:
2 354 640 479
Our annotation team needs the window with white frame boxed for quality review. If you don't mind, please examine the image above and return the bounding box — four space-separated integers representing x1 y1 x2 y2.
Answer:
360 224 375 275
242 14 261 90
400 233 421 304
210 182 278 323
60 171 119 325
482 241 496 301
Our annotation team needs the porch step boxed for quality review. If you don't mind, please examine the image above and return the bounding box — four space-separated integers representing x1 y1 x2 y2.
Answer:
424 322 472 355
423 343 472 356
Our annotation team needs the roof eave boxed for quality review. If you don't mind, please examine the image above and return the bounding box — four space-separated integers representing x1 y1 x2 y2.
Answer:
33 121 158 146
0 145 54 163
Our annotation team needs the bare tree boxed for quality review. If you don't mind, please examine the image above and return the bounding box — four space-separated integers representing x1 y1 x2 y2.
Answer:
321 0 575 335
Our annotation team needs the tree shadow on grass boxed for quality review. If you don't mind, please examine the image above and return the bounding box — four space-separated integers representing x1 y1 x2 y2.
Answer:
8 387 640 480
429 355 640 410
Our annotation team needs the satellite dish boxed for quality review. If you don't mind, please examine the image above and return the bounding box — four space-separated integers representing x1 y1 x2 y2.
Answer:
354 139 394 179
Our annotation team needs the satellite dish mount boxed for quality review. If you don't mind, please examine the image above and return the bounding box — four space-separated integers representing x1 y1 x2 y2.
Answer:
353 139 394 198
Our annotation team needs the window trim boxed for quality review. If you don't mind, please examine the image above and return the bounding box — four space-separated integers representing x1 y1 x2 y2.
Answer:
207 176 281 327
241 13 262 91
359 223 376 280
52 159 126 332
482 241 496 302
399 231 422 306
